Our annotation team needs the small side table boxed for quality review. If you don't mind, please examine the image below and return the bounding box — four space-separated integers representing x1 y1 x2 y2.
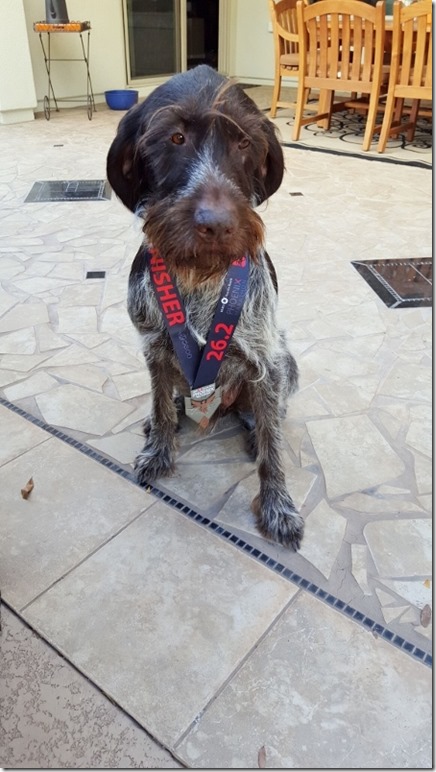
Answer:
33 21 96 120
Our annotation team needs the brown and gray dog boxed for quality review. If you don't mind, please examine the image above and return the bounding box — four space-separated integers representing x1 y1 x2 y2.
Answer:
107 64 304 550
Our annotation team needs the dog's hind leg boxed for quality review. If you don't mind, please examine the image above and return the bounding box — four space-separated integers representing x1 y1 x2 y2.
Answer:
134 356 179 485
248 364 304 550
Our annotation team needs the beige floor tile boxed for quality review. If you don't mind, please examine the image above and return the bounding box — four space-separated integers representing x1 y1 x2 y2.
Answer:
298 500 347 580
57 283 102 307
36 325 69 352
0 405 49 467
364 519 432 578
35 383 133 435
37 343 100 368
176 593 432 769
3 372 57 402
112 369 152 400
379 361 431 401
306 415 405 498
0 328 37 355
411 450 432 495
87 431 144 464
160 458 255 513
56 306 98 334
46 364 108 393
1 353 51 372
0 436 152 609
23 502 296 747
1 608 180 769
0 303 49 333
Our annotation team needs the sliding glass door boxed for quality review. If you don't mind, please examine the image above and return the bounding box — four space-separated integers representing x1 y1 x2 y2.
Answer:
124 0 219 82
125 0 181 79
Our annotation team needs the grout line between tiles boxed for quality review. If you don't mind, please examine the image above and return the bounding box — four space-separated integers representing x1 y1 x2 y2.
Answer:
18 503 154 614
0 396 431 670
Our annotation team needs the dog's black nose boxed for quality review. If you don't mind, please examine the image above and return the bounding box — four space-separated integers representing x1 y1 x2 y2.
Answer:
194 207 236 240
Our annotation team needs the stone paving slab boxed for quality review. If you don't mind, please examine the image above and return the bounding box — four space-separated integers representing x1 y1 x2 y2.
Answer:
0 409 153 609
22 501 297 749
176 593 432 769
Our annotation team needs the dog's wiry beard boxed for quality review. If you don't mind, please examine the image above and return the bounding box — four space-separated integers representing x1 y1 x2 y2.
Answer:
143 197 264 282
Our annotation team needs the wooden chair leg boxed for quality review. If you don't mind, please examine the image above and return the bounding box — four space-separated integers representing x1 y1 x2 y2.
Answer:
393 97 404 124
406 99 420 142
270 71 281 118
377 89 396 153
292 86 310 141
362 92 380 151
317 90 335 131
317 89 333 128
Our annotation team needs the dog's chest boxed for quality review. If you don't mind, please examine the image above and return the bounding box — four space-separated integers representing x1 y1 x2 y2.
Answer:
132 261 277 361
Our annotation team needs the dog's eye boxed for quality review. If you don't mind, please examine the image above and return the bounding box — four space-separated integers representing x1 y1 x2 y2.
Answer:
171 132 185 145
239 137 250 150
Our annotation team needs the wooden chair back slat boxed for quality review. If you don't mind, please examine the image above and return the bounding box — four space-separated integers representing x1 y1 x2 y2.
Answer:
293 0 386 150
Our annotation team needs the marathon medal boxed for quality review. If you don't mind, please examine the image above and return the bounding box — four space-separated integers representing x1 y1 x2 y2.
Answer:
184 384 223 429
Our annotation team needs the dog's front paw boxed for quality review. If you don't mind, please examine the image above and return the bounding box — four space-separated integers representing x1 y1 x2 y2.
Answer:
251 490 304 551
134 444 175 485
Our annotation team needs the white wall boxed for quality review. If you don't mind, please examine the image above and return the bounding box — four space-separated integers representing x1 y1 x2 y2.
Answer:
227 0 296 87
228 0 275 85
23 0 127 109
0 0 37 123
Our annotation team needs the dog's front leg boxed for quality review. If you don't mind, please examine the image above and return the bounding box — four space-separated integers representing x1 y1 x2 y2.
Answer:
249 368 304 550
134 355 178 485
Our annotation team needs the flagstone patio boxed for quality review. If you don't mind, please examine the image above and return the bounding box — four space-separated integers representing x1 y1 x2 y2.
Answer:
0 101 432 768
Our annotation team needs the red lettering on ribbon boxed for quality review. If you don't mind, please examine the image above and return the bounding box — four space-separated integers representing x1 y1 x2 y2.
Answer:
149 249 185 326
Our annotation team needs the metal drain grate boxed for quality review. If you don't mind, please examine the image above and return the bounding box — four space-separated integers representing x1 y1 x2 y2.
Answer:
86 271 106 279
25 180 111 202
352 258 432 308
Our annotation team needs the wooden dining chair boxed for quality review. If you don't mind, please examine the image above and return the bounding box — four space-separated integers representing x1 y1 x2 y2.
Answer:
268 0 306 117
292 0 386 150
377 0 432 152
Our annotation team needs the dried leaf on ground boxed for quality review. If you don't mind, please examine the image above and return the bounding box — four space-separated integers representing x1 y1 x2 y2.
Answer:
420 604 431 628
258 745 267 768
21 477 34 500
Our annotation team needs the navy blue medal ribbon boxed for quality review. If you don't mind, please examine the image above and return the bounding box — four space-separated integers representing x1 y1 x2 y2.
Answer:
146 247 249 425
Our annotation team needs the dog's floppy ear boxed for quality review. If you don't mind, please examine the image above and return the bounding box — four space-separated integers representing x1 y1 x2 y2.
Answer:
106 102 152 213
255 118 285 205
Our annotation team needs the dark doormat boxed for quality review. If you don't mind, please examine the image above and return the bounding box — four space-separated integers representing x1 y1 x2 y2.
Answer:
352 258 432 308
25 180 111 202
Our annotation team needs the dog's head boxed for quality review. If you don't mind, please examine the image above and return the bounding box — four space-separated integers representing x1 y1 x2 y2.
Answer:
107 65 284 274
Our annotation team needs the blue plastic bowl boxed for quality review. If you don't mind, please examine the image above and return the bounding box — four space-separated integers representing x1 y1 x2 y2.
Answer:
104 89 138 110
